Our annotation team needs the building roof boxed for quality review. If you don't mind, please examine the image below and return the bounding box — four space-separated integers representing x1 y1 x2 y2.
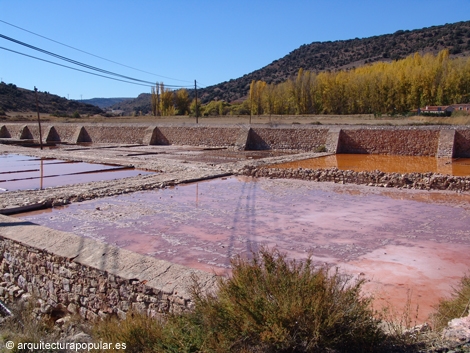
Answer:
421 105 449 111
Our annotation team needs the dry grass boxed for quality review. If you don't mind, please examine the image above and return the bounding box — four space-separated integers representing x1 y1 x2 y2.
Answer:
0 299 59 352
431 273 470 331
92 311 165 353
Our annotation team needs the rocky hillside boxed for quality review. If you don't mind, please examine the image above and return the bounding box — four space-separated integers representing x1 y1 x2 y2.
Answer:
0 82 103 116
112 21 470 114
199 20 470 103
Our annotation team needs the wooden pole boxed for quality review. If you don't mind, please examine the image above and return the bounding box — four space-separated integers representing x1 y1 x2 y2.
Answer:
195 80 199 124
34 86 43 150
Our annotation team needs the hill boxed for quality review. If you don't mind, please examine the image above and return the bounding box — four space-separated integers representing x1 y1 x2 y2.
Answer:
198 20 470 103
0 82 103 116
108 93 151 115
113 20 470 114
80 97 133 109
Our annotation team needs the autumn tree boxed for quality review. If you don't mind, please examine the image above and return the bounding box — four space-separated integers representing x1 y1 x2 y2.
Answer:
174 89 190 115
249 80 267 117
159 83 175 116
151 83 160 116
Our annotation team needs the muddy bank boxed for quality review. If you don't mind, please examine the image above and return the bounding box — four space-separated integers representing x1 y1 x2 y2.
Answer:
242 165 470 192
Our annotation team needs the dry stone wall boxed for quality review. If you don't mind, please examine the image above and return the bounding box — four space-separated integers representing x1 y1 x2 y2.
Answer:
338 128 440 156
455 130 470 157
0 215 216 320
2 124 24 139
1 123 470 157
82 125 150 144
155 126 242 147
246 127 328 151
243 166 470 192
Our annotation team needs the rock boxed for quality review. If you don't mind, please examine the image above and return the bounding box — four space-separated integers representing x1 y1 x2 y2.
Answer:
67 303 78 314
68 332 92 343
443 314 470 342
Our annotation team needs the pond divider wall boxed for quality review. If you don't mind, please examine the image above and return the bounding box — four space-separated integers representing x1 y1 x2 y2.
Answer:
0 214 217 320
1 123 470 156
243 166 470 192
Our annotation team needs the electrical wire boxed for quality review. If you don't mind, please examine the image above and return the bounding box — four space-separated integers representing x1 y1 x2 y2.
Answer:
0 46 153 87
0 34 192 88
0 18 193 83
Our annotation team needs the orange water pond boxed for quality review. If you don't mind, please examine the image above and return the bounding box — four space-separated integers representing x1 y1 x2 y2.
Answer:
270 154 470 176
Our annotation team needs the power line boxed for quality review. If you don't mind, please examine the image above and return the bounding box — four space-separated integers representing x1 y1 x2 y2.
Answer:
0 46 153 87
0 34 193 89
0 18 193 84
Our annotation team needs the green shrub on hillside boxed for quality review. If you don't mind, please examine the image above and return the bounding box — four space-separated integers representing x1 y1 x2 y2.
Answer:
71 111 81 119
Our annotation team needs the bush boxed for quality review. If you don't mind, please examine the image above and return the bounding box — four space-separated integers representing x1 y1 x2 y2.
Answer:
166 248 386 352
71 111 81 119
92 248 396 352
431 274 470 331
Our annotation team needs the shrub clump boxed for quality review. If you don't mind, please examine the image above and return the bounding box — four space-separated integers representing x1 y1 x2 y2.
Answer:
94 248 389 352
71 111 81 119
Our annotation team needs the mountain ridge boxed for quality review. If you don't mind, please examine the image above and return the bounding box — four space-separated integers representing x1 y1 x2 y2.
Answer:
110 20 470 114
197 20 470 103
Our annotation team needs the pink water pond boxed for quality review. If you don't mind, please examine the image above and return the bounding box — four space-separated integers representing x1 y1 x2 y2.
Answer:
16 176 470 322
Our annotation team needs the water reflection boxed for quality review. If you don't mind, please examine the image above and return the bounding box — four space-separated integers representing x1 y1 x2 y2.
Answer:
0 153 154 192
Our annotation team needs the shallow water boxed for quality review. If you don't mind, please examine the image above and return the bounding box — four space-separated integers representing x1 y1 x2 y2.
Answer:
270 154 470 176
16 176 470 322
0 154 154 192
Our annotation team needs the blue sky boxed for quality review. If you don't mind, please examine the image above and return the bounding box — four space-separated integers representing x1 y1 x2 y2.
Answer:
1 0 469 99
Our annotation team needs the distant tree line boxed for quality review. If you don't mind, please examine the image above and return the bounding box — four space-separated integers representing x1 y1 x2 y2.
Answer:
198 21 470 103
247 50 470 116
148 50 470 117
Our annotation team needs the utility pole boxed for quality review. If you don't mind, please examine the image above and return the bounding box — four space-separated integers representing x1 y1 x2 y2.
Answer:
195 80 199 124
157 83 160 116
249 82 253 125
34 87 43 150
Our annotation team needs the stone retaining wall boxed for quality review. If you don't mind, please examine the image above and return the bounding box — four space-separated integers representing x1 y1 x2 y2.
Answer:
0 215 216 320
455 130 470 157
242 166 470 192
83 125 150 145
155 126 242 147
2 123 470 157
338 128 440 156
53 125 80 143
247 127 328 151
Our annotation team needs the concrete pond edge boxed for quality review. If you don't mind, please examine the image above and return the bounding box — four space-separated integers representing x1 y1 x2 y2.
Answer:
0 214 217 320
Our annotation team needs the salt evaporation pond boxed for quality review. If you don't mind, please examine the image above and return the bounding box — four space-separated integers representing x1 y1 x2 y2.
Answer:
271 154 470 176
16 176 470 322
0 154 153 192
